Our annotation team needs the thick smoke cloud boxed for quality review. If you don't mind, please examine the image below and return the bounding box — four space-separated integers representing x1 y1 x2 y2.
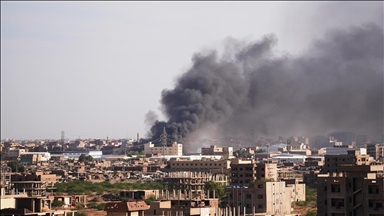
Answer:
147 24 383 151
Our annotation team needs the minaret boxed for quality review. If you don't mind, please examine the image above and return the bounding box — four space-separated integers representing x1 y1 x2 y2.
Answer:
137 133 140 143
161 127 167 156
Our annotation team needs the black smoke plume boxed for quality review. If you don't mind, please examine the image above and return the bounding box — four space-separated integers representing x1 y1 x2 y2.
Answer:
146 24 384 152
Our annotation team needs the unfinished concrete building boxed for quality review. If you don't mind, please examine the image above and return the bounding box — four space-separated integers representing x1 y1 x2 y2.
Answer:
163 172 228 194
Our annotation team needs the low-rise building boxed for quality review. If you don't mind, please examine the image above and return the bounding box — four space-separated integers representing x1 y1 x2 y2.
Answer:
104 201 149 216
201 145 233 157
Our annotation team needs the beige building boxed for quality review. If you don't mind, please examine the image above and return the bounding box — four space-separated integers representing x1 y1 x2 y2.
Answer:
168 158 231 174
144 142 182 156
164 172 228 193
322 149 371 174
104 201 150 216
367 143 384 161
119 190 160 200
256 163 278 181
230 159 257 185
1 148 25 160
226 180 305 215
317 164 384 216
230 159 278 185
201 145 233 156
145 199 219 216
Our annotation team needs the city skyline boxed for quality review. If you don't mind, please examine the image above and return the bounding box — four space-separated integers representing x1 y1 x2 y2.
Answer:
1 2 383 140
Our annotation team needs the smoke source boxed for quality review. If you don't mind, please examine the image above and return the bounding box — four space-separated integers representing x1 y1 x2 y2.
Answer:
146 24 384 152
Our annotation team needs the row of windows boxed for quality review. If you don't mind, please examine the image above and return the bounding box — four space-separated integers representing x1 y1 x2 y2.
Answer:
172 163 226 166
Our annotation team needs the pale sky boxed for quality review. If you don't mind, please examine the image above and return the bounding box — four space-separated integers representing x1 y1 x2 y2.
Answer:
1 1 383 140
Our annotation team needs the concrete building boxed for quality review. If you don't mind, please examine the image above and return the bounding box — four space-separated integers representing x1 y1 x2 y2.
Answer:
167 158 231 174
119 190 160 201
269 154 307 164
104 201 150 216
256 163 278 181
145 199 219 216
367 143 384 161
201 145 233 157
230 159 278 185
20 152 51 163
322 149 371 174
230 159 257 185
1 148 25 160
144 142 182 156
164 172 228 193
226 180 305 216
317 164 384 216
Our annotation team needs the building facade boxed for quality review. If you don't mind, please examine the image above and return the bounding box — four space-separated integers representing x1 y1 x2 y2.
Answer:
144 142 182 156
317 164 384 216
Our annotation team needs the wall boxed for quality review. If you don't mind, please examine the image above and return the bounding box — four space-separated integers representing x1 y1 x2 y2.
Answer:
0 198 15 209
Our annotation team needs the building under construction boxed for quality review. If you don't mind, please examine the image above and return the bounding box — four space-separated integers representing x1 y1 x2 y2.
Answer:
163 171 228 196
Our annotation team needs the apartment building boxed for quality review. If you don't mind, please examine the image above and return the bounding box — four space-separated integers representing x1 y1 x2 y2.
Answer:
317 164 384 216
104 201 150 216
167 158 231 174
1 148 26 160
201 145 233 156
119 190 160 200
367 143 384 161
11 174 47 197
322 149 371 174
163 172 228 193
256 163 278 181
230 159 257 185
145 199 219 216
144 142 183 156
230 159 278 185
226 180 305 215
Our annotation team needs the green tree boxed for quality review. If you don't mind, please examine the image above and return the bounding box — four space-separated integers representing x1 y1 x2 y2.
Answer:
144 195 156 205
76 203 85 210
88 202 98 209
74 212 87 216
78 154 93 162
306 210 317 216
96 203 106 211
52 200 65 207
7 160 25 172
204 181 226 200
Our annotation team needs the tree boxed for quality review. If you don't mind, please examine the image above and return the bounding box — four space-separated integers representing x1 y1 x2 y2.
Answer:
204 181 226 200
144 195 156 205
78 154 93 163
52 200 65 207
7 160 25 172
96 203 106 211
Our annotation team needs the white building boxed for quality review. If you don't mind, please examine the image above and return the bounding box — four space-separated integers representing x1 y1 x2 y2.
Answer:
51 150 102 159
144 142 183 156
19 152 51 161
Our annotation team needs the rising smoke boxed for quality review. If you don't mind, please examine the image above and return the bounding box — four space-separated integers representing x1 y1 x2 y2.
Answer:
146 24 384 151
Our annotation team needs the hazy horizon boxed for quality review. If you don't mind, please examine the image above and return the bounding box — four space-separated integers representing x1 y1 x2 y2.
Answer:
1 2 383 140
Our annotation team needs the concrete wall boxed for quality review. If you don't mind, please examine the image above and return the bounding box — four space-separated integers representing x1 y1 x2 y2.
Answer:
0 197 15 209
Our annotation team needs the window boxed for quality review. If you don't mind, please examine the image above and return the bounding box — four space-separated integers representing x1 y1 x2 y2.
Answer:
258 194 263 199
258 204 263 209
258 184 263 188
